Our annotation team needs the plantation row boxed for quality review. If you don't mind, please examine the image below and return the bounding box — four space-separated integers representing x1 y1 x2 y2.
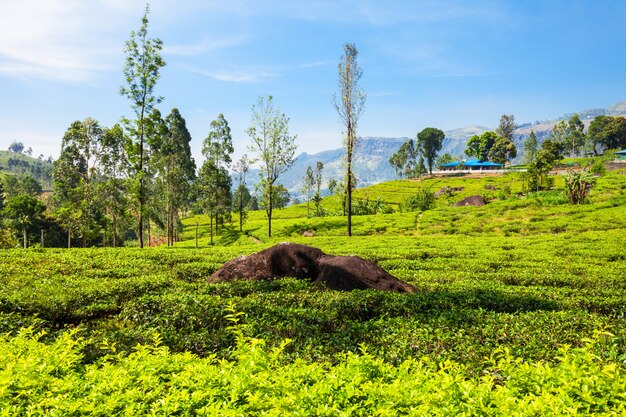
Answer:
1 232 624 369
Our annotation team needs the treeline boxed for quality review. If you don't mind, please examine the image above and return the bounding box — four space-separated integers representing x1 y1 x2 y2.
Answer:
0 105 296 249
0 7 297 248
389 115 518 177
389 113 626 180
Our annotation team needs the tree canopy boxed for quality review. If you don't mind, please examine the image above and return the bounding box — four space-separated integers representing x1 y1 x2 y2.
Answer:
417 127 445 174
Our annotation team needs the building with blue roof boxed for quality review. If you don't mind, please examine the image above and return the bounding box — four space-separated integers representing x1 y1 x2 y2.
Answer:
441 159 503 171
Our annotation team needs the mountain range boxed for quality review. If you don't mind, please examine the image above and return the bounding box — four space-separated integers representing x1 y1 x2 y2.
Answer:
236 101 626 201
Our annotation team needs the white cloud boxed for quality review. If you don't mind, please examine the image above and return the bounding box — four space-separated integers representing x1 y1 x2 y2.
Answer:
187 67 279 83
163 36 248 57
0 0 136 82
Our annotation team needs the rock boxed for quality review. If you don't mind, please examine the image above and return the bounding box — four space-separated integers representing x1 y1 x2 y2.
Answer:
302 230 315 237
209 242 417 293
484 184 498 191
209 242 324 282
434 186 465 197
315 255 417 292
454 195 485 207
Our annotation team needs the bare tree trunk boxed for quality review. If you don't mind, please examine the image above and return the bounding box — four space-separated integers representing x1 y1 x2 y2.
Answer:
23 230 27 249
138 102 146 248
239 190 244 232
210 211 214 245
268 183 273 238
347 144 353 237
113 216 117 248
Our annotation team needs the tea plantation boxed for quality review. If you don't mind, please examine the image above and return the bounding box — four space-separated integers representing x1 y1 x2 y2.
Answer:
1 169 625 414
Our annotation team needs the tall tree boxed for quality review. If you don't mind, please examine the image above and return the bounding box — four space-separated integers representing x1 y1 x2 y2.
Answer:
567 114 585 157
587 116 609 156
199 114 234 241
154 109 196 246
99 124 131 247
8 141 24 154
437 153 455 169
488 136 517 165
53 119 107 246
333 43 366 237
523 130 538 164
233 155 250 232
389 139 417 177
197 162 231 245
2 194 46 248
587 115 626 153
314 161 324 216
496 114 516 141
526 139 565 192
465 131 497 161
120 4 165 248
301 166 315 217
550 120 569 146
247 96 297 237
417 127 445 175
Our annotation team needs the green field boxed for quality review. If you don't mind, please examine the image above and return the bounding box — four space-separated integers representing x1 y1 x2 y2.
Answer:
1 168 625 414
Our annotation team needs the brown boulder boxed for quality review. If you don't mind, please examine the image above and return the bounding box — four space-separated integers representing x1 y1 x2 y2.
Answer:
454 195 485 207
209 242 417 293
209 242 324 282
315 255 417 292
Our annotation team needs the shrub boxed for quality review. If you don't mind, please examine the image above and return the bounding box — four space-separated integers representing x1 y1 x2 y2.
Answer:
563 170 596 204
404 189 435 211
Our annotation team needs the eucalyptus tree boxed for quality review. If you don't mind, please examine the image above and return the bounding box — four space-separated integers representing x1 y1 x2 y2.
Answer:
566 114 585 157
523 130 538 164
389 139 417 177
247 96 297 237
53 118 107 246
301 166 315 217
333 43 366 237
488 136 517 165
465 131 497 161
153 108 196 246
587 116 626 154
120 4 165 248
233 155 250 232
2 194 46 248
314 161 324 216
99 124 131 246
417 127 445 174
199 114 234 241
496 114 516 141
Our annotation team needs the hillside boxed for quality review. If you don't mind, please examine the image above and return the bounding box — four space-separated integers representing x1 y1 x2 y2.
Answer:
0 150 54 189
238 101 626 201
2 164 625 413
195 165 626 246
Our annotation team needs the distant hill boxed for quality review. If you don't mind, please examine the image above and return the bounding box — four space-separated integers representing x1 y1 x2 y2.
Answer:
237 137 408 199
0 150 54 189
236 100 626 201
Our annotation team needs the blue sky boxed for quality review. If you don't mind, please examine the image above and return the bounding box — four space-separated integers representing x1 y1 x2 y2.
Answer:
1 0 626 163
